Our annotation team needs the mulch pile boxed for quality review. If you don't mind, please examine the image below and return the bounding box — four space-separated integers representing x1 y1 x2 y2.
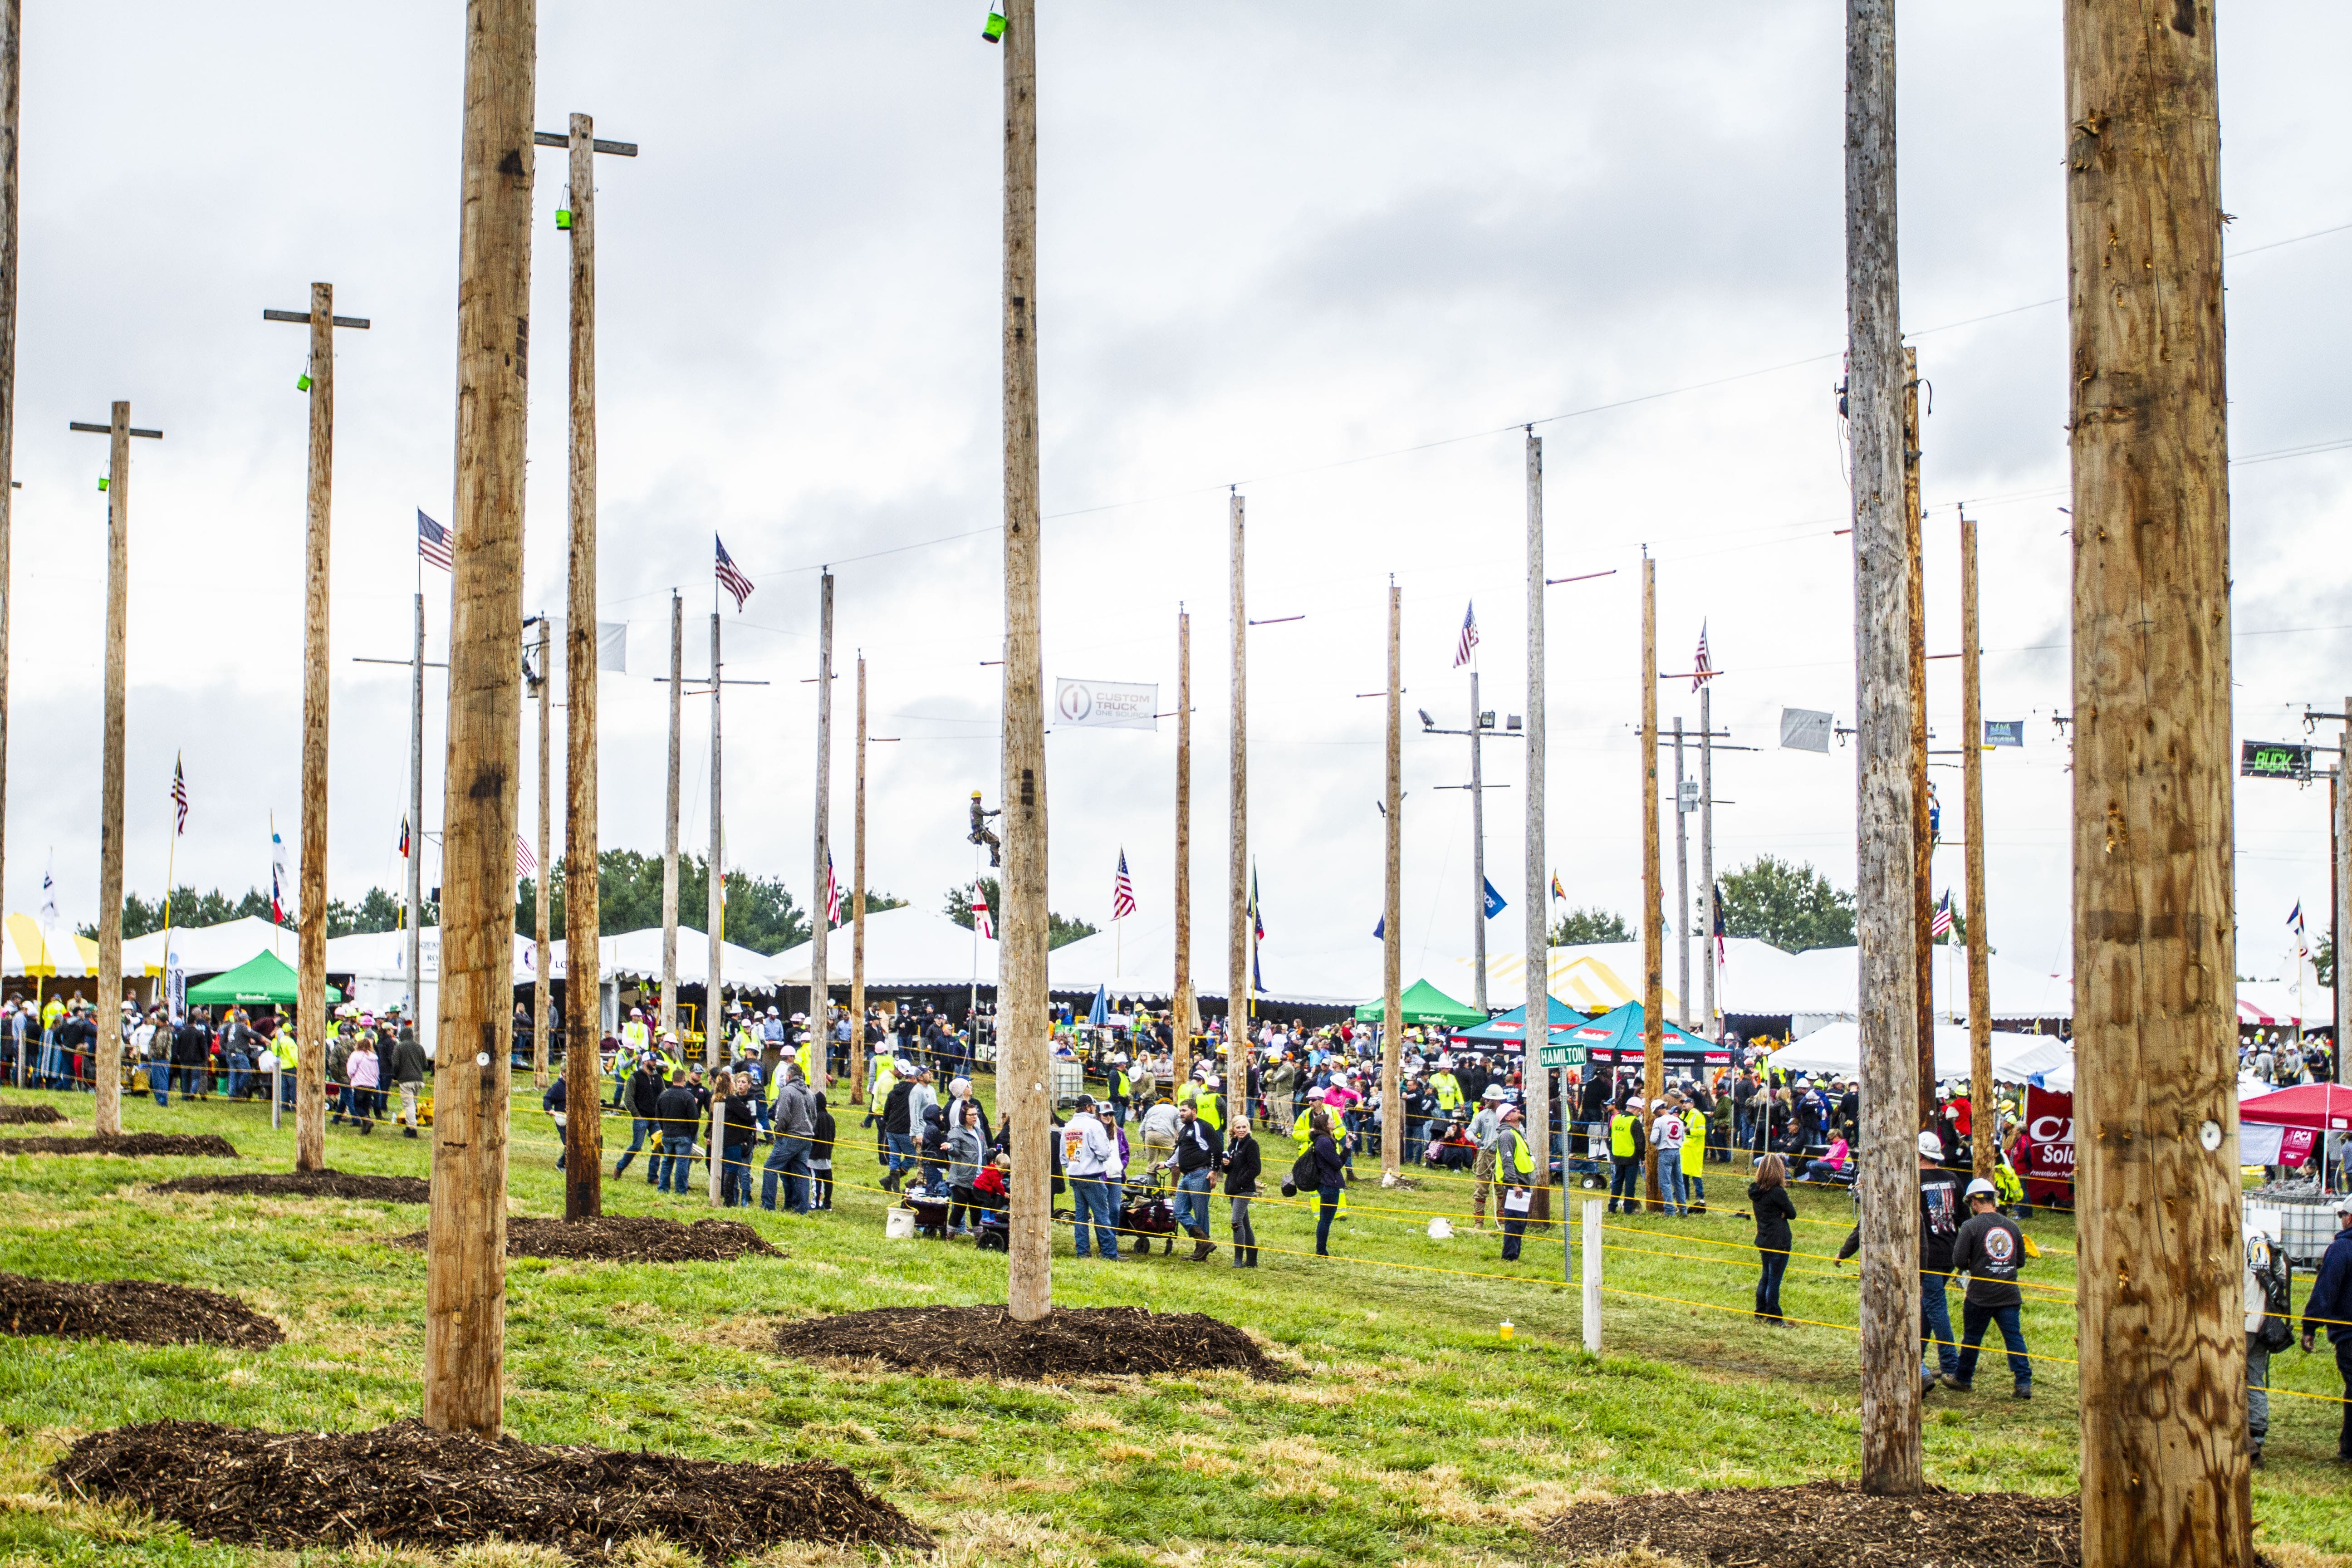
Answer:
0 1132 238 1158
773 1304 1293 1381
1540 1481 2098 1568
53 1419 934 1561
0 1273 283 1349
0 1102 64 1125
391 1215 779 1264
151 1169 431 1202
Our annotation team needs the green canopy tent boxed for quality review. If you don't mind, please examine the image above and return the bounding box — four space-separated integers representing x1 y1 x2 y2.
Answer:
185 948 341 1008
1353 978 1484 1029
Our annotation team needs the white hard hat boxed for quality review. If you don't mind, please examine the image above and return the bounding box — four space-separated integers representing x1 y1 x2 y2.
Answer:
1964 1177 1998 1199
1916 1131 1944 1158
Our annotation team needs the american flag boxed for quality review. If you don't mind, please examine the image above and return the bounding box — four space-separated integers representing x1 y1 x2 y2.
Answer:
1111 849 1137 921
971 880 994 940
1931 888 1954 939
1692 620 1716 692
171 754 187 836
824 850 843 926
1453 601 1479 669
417 509 454 572
515 832 537 879
715 534 754 610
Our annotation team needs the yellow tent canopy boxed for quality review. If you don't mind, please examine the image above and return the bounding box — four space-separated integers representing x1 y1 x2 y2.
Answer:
4 914 98 978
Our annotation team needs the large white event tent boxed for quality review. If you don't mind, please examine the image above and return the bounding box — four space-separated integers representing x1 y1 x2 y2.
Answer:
769 906 999 992
1046 917 1376 1007
1771 1022 2073 1084
3 915 97 978
122 916 300 979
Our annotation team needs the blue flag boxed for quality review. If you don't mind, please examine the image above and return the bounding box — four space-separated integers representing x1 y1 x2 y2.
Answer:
1372 913 1384 941
1483 878 1507 920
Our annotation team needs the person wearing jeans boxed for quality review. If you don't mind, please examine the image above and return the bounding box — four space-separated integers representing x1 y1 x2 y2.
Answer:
613 1058 667 1182
2301 1199 2352 1460
1948 1177 2033 1396
1061 1097 1123 1259
1749 1154 1797 1322
1916 1133 1964 1387
764 1071 815 1213
1169 1102 1223 1262
1224 1121 1260 1268
1649 1099 1686 1217
658 1133 696 1194
1309 1109 1348 1256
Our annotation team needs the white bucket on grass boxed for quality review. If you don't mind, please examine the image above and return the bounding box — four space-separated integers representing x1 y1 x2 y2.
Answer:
885 1207 916 1240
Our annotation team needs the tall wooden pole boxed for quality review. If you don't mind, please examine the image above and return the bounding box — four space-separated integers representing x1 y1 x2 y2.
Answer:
423 0 532 1439
1173 608 1194 1085
2066 3 2247 1559
407 593 425 1018
93 407 134 1137
1469 668 1488 1015
1699 684 1715 1034
1672 716 1689 1029
811 571 833 1051
0 0 16 1037
998 0 1052 1323
1960 512 1993 1183
296 284 337 1171
561 110 604 1220
532 617 550 1090
1639 558 1662 1205
1847 0 1923 1496
1906 346 1935 1112
707 610 723 1048
1522 432 1549 1219
1381 581 1402 1179
1227 494 1248 1104
850 654 867 1102
2337 730 2350 1083
661 591 681 1034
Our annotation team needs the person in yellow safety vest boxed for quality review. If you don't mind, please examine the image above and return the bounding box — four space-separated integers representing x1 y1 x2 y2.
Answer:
1428 1062 1464 1117
620 1009 652 1073
1608 1093 1645 1215
730 1014 758 1062
1497 1104 1536 1261
1196 1083 1225 1132
1174 1075 1200 1109
1680 1096 1709 1213
655 1031 685 1083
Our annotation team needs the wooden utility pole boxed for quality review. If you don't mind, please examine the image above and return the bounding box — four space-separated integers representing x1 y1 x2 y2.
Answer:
706 601 724 1202
1173 608 1195 1085
2066 3 2247 1560
544 110 633 1217
2338 730 2350 1083
662 591 681 1034
1522 431 1549 1221
1639 557 1663 1205
423 0 532 1441
850 654 867 1102
1699 684 1715 1034
811 570 834 1059
998 0 1052 1323
69 403 160 1139
1905 345 1934 1116
1959 511 1993 1183
1227 492 1248 1115
265 285 368 1169
1381 581 1402 1179
0 0 21 1026
1672 716 1690 1029
1847 0 1923 1497
531 618 550 1089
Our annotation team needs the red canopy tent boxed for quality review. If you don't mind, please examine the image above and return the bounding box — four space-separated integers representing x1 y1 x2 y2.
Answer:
2239 1083 2352 1131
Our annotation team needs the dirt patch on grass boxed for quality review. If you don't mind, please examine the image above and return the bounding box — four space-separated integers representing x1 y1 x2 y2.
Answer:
0 1102 64 1125
392 1215 779 1264
152 1169 430 1202
0 1273 282 1349
1539 1481 2106 1567
0 1132 238 1158
52 1419 933 1561
772 1304 1293 1382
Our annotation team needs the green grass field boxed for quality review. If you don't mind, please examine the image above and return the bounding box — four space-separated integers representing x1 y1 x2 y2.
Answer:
0 1078 2346 1567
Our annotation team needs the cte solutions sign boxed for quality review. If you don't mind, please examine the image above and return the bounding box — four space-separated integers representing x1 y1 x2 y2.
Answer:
2016 1085 2074 1209
1053 678 1158 730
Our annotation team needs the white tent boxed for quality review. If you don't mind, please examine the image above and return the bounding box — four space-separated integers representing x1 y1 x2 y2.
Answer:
1045 917 1373 1006
553 926 781 989
122 916 296 979
769 906 998 990
4 914 95 977
1774 1022 2070 1085
321 926 539 985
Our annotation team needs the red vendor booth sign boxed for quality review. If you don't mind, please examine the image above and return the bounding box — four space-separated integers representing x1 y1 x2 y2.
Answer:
2015 1085 2075 1209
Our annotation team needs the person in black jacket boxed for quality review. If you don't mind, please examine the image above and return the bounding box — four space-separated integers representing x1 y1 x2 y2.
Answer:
809 1093 838 1210
1749 1153 1798 1321
881 1074 916 1191
1310 1109 1348 1257
542 1073 568 1170
1223 1120 1260 1268
652 1074 702 1195
172 1012 212 1102
614 1058 667 1181
1171 1102 1225 1261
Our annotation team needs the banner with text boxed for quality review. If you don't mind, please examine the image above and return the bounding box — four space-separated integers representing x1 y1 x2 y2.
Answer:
2017 1084 2075 1208
1054 678 1158 730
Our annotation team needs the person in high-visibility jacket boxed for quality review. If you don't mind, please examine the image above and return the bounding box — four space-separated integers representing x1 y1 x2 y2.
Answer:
1195 1085 1225 1133
1680 1098 1709 1213
1497 1104 1537 1261
1608 1093 1646 1215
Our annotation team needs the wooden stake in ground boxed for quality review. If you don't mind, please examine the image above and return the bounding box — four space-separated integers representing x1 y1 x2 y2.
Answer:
422 0 533 1440
1904 345 1934 1121
265 286 368 1168
810 570 834 1065
1846 0 1923 1496
69 403 160 1138
1639 556 1663 1205
531 617 550 1089
1959 511 1993 1183
1380 581 1402 1179
662 590 681 1035
997 0 1052 1323
1227 493 1248 1109
0 0 21 1022
1173 608 1195 1086
1522 432 1550 1224
2066 3 2247 1560
850 654 868 1103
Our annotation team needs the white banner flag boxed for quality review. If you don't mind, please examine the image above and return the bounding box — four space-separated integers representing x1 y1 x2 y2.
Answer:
1779 707 1833 753
1054 678 1158 730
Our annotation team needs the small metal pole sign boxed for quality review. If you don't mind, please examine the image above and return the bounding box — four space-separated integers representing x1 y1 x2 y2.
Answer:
1537 1039 1588 1070
2241 740 2314 782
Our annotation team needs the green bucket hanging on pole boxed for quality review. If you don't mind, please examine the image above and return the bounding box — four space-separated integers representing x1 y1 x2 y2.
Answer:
296 372 313 392
982 6 1006 42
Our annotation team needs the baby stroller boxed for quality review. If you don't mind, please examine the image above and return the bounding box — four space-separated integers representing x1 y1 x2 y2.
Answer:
1117 1178 1178 1256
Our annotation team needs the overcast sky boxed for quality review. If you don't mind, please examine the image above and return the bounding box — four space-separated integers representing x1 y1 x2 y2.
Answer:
6 3 2348 1000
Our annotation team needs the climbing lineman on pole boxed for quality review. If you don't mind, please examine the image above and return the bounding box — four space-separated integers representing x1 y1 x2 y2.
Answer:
969 791 1003 868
